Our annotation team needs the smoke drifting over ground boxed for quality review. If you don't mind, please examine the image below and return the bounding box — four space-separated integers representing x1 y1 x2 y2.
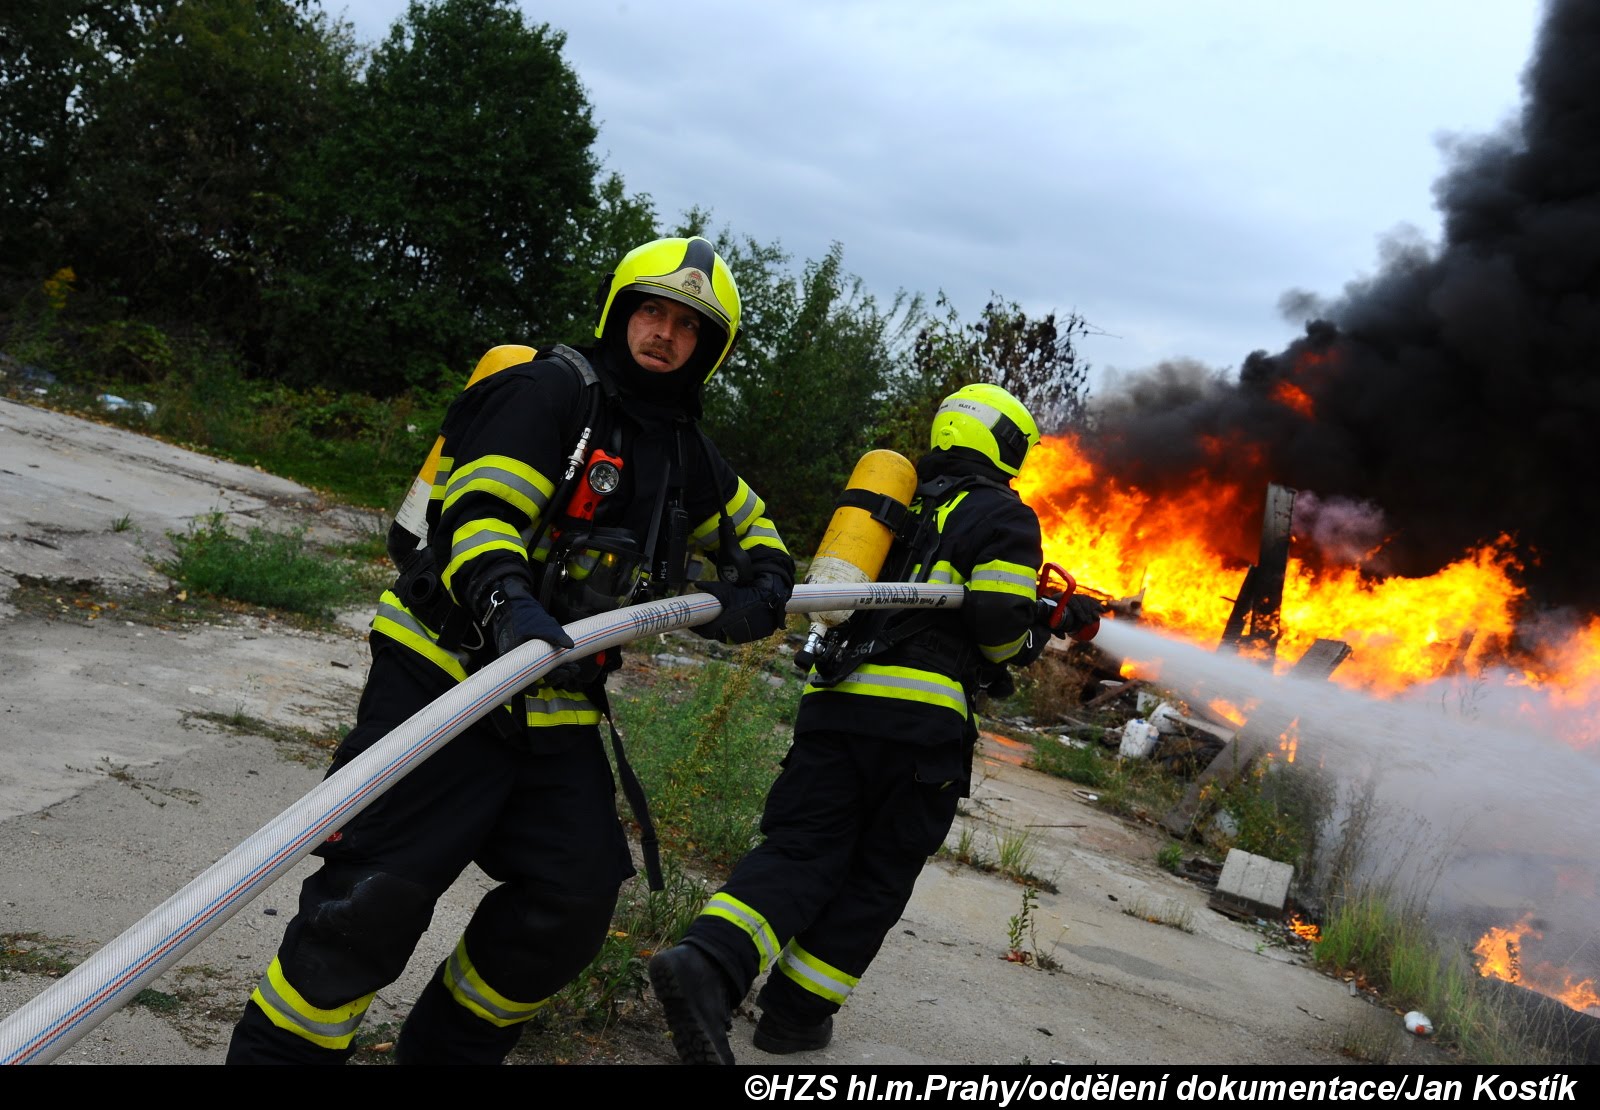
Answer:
1096 618 1600 985
1087 0 1599 611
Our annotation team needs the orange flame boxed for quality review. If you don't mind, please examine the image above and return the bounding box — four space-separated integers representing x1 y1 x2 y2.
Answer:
1288 914 1321 942
1015 430 1600 747
1473 915 1600 1013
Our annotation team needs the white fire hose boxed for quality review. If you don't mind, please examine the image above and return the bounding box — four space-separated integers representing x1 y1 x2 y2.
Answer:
0 581 963 1065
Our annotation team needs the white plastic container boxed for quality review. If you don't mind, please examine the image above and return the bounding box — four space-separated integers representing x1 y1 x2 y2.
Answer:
1118 719 1159 760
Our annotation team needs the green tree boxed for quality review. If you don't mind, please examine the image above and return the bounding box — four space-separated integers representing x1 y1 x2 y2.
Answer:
264 0 652 395
704 236 923 549
0 2 157 298
881 292 1094 460
47 0 355 357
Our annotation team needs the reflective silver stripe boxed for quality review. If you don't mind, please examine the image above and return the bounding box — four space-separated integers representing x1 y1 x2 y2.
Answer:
740 518 785 551
441 458 553 521
371 593 469 681
805 664 967 715
523 687 601 727
725 480 761 531
970 564 1036 595
252 974 365 1043
703 893 781 974
445 944 537 1024
981 630 1029 663
775 943 857 1006
448 521 525 568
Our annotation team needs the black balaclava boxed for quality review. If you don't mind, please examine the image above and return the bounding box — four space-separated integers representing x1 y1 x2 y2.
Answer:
599 290 728 416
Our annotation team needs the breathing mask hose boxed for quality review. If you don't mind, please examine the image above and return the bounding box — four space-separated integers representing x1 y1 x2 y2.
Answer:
0 582 963 1066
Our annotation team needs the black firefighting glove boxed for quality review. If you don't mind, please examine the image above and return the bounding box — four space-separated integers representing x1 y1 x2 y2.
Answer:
978 662 1016 700
473 572 575 660
1058 594 1106 642
691 571 792 645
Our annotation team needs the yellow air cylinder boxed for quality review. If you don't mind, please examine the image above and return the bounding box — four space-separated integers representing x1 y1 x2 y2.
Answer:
803 448 918 633
387 344 538 567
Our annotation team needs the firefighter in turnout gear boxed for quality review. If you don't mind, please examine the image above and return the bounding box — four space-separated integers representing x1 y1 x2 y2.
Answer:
649 383 1104 1065
226 237 795 1065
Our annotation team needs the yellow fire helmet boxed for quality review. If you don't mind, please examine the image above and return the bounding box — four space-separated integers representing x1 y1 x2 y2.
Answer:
594 236 742 382
929 382 1041 477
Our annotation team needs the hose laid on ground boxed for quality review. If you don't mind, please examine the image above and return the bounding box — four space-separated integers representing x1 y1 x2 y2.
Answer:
0 581 963 1065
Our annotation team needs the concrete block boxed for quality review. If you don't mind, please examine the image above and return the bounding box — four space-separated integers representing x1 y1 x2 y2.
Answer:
1208 848 1294 920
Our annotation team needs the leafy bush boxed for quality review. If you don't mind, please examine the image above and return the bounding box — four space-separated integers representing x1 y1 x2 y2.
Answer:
160 513 377 618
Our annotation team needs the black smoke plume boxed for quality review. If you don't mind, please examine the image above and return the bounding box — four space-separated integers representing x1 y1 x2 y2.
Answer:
1088 0 1600 612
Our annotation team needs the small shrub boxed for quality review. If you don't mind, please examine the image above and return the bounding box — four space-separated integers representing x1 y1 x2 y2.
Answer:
159 513 375 619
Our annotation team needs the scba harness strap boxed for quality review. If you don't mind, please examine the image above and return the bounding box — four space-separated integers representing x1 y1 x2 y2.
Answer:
805 472 1012 690
390 344 603 651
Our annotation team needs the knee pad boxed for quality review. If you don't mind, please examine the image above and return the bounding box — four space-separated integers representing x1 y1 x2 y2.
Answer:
278 864 437 1007
460 882 619 1004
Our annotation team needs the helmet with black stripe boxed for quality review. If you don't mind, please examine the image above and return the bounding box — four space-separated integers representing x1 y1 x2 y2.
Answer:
594 236 741 382
929 383 1041 477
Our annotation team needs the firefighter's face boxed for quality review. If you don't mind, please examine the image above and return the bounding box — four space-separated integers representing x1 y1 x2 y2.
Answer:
626 296 702 374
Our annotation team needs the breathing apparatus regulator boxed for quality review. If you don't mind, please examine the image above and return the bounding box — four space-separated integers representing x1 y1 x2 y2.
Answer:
792 448 919 671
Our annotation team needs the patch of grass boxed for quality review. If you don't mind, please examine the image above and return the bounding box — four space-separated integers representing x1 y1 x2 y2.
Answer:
186 709 342 766
610 639 798 872
158 512 381 620
0 932 78 979
993 826 1038 882
1197 757 1334 879
111 512 134 533
1156 840 1184 873
1312 883 1594 1065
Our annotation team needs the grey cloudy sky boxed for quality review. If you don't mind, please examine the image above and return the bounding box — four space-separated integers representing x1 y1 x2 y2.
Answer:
334 0 1544 391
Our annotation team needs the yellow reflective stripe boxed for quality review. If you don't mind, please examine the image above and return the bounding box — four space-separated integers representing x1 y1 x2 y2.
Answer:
739 515 788 554
934 490 968 531
440 454 554 519
442 936 549 1028
371 591 469 682
723 478 763 533
922 561 966 586
441 518 524 591
980 630 1030 663
523 685 601 727
803 663 967 715
691 481 789 555
249 956 374 1050
774 941 858 1006
970 558 1037 599
431 456 452 504
701 892 781 974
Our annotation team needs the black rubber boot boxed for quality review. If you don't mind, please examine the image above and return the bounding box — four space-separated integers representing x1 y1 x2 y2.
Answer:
753 1010 833 1054
648 944 736 1065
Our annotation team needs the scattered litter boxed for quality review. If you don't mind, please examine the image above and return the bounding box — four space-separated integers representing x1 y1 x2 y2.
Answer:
98 393 157 417
1072 789 1100 803
1117 719 1159 760
1404 1010 1434 1036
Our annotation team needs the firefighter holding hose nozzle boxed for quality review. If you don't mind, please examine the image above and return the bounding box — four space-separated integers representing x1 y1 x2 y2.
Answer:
648 383 1104 1065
